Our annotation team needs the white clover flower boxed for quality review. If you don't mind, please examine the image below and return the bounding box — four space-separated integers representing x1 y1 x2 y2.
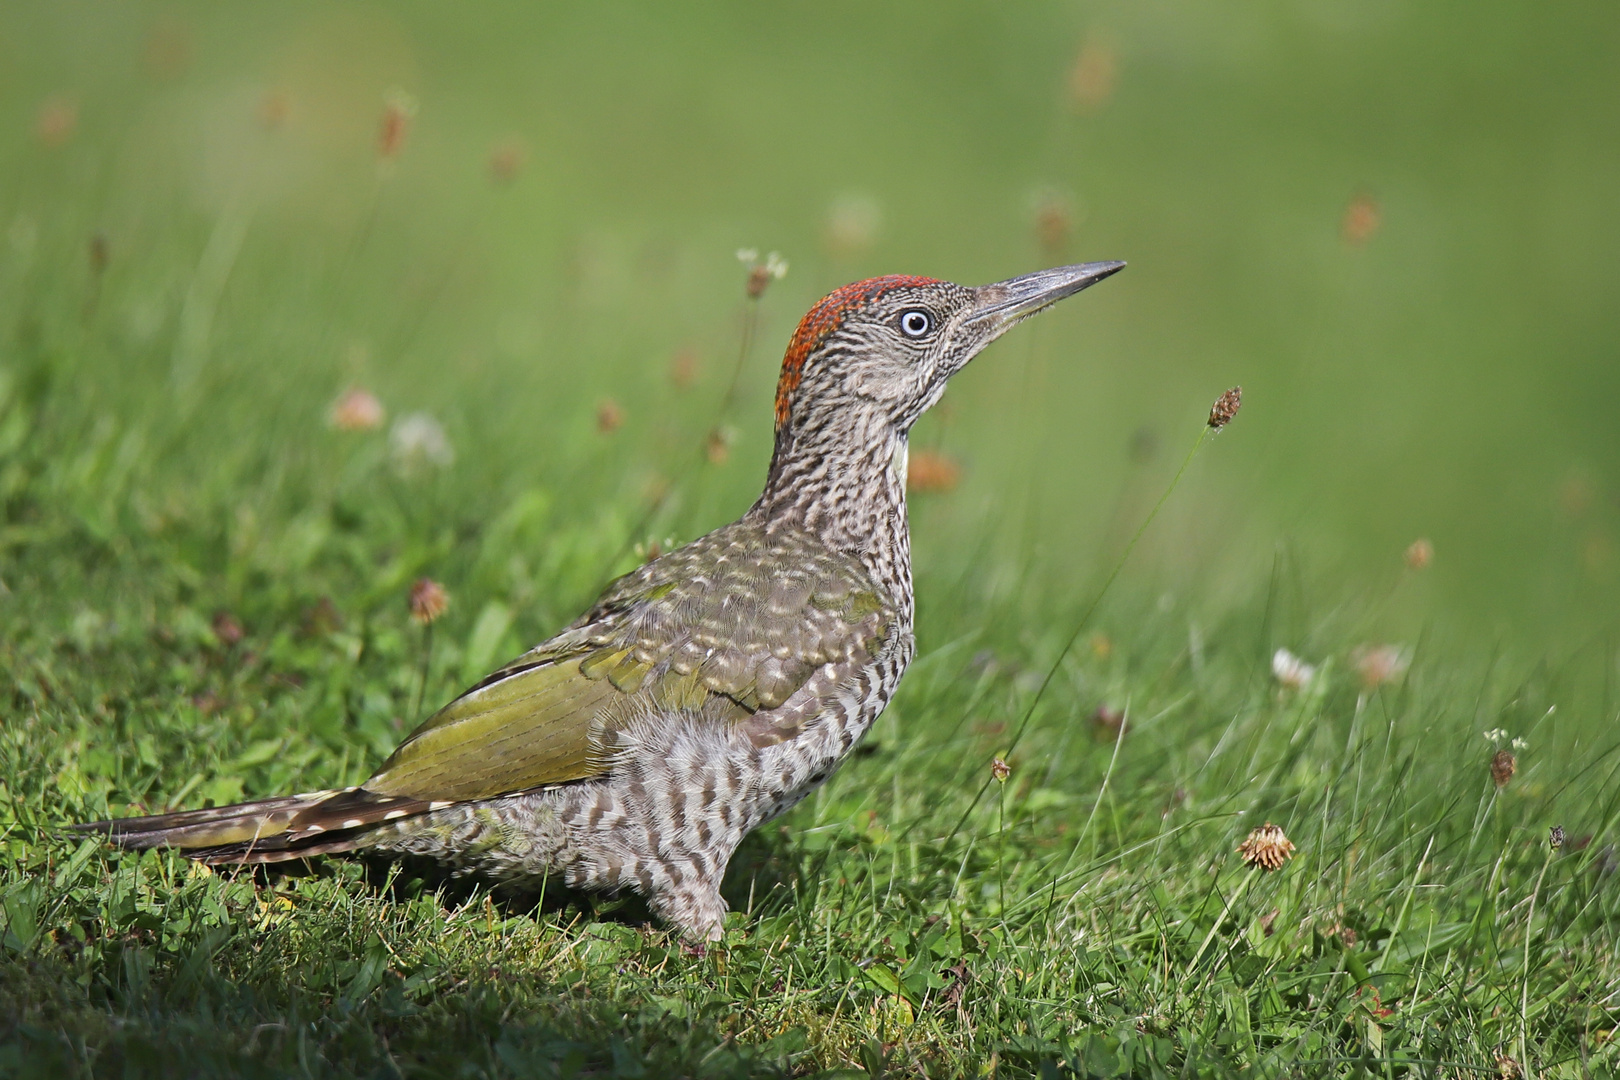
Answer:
1271 648 1317 691
390 412 454 476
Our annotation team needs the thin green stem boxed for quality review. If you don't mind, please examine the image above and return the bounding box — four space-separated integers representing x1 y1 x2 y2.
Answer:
942 424 1214 844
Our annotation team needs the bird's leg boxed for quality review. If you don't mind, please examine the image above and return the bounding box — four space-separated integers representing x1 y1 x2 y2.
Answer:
648 870 728 943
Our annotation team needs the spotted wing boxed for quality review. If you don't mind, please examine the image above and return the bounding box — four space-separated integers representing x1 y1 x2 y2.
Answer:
361 521 893 803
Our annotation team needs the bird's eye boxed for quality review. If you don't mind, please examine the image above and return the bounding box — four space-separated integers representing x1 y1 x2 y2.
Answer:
899 310 933 338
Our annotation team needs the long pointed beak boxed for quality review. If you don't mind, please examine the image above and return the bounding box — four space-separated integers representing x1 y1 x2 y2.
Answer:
965 261 1125 331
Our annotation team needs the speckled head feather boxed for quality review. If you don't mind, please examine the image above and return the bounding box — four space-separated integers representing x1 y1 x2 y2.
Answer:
774 275 941 428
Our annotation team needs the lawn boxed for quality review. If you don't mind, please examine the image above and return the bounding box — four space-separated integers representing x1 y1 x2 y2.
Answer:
3 3 1620 1077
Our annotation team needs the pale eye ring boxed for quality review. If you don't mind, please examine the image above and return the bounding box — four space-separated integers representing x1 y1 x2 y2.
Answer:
899 309 933 338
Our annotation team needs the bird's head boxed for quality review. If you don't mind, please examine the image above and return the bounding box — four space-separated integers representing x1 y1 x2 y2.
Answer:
772 262 1124 443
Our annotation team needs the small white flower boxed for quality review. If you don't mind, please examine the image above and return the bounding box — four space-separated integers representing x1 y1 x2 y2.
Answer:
390 412 454 476
763 251 789 279
1483 728 1508 744
735 248 758 264
1272 648 1317 691
1511 737 1528 751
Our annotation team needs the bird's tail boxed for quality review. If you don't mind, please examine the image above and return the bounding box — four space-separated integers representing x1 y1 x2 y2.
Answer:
72 787 442 865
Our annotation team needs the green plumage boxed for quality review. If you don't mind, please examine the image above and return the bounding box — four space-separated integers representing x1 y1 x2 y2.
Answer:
362 519 893 806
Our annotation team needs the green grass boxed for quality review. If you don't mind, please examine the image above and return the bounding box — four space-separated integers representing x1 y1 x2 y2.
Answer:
4 248 1619 1080
4 2 1620 1076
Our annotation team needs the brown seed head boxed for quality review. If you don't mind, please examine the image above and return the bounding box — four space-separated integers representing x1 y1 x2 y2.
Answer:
705 425 734 465
990 757 1011 784
1208 386 1242 430
1066 38 1118 113
907 449 961 494
746 264 773 299
37 97 78 147
738 250 788 299
596 398 624 434
409 578 449 626
1092 704 1127 738
488 138 525 184
1490 749 1516 788
211 611 244 648
1404 538 1433 570
329 387 385 432
378 91 416 160
669 348 700 389
1033 192 1074 258
1341 191 1382 246
258 90 290 130
1238 822 1296 871
1495 1049 1522 1080
1549 824 1565 850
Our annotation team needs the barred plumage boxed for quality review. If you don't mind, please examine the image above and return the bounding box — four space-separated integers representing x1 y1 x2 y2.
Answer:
76 262 1123 940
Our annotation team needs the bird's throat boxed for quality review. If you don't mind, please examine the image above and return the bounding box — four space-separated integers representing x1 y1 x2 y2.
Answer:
752 424 913 605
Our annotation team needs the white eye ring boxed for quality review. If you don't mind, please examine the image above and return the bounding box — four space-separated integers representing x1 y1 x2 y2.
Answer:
899 310 933 338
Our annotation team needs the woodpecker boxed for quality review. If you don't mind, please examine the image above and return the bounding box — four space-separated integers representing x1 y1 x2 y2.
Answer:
78 262 1124 941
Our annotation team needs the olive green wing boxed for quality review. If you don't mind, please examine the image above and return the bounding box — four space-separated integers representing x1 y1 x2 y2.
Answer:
363 648 626 802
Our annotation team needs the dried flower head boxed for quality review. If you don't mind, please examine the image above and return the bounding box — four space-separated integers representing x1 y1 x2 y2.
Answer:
408 578 449 626
1404 538 1433 570
378 89 417 160
1259 908 1280 937
488 137 525 184
1066 37 1118 113
1238 823 1296 871
37 97 78 147
1207 386 1242 430
1341 191 1382 246
1092 704 1127 738
1032 191 1075 258
1494 1049 1522 1080
1271 648 1317 691
1352 644 1409 690
211 611 244 648
1549 825 1566 850
990 757 1011 784
669 348 700 389
737 250 789 299
1324 921 1358 947
1490 749 1516 788
329 387 386 432
596 398 624 434
705 425 734 465
258 90 290 130
907 449 961 494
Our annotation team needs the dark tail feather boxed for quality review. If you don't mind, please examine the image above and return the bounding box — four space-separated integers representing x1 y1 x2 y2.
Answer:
74 787 442 863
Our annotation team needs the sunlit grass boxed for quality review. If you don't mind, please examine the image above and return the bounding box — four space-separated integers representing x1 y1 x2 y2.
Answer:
3 212 1618 1077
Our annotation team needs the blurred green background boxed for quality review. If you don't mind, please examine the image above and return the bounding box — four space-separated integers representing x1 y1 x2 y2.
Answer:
4 0 1619 650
